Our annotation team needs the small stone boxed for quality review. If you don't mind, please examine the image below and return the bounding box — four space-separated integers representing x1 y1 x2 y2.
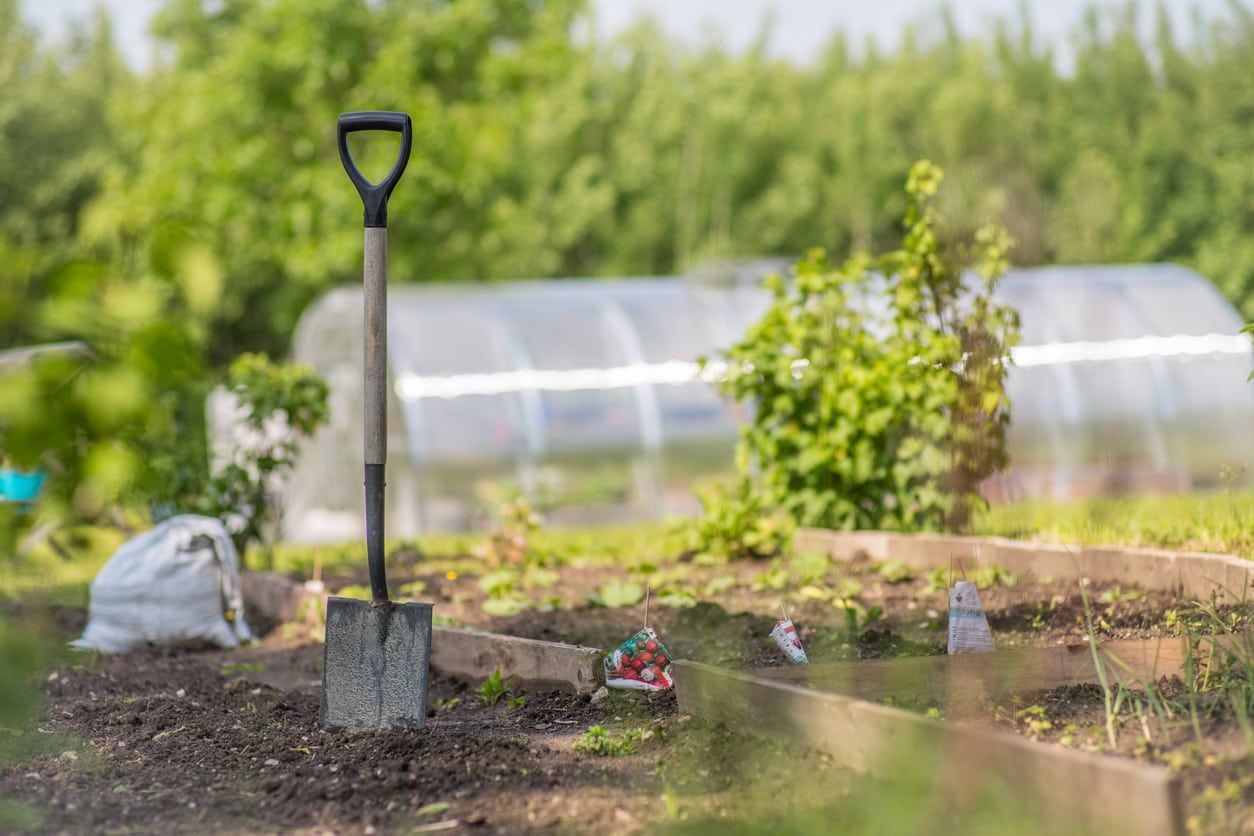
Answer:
264 758 280 766
175 689 186 698
590 686 610 705
58 750 78 762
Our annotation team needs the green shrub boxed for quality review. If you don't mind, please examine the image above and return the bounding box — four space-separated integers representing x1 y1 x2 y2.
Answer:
194 353 328 560
710 161 1019 533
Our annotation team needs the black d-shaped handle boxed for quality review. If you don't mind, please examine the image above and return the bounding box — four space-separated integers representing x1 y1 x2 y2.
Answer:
337 111 413 228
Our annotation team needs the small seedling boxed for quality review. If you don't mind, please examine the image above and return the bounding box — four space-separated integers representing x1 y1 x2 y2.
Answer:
787 551 830 585
507 694 528 709
219 662 265 677
476 670 509 705
416 801 450 818
876 559 914 584
839 601 883 637
435 697 461 712
573 725 641 757
333 583 373 600
1015 704 1053 735
586 579 645 609
398 580 427 597
1097 585 1144 604
656 589 697 608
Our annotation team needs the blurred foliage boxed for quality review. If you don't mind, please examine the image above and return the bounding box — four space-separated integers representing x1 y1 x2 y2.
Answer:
711 162 1018 533
977 488 1254 559
190 353 328 558
1 0 1252 553
4 0 1253 365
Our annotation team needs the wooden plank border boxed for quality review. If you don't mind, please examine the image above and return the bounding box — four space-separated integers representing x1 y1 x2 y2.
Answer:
239 571 605 694
795 528 1254 603
673 659 1184 836
429 626 603 695
754 637 1207 709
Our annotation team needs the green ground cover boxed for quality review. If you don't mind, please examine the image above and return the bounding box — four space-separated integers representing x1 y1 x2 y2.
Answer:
976 490 1254 559
5 490 1252 606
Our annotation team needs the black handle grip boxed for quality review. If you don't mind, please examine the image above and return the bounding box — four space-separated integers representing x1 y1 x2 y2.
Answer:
337 111 412 228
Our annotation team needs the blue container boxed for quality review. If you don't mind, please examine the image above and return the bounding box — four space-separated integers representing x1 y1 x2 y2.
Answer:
0 468 46 502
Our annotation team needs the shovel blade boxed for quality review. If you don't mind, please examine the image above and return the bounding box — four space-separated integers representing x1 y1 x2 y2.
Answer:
320 597 432 731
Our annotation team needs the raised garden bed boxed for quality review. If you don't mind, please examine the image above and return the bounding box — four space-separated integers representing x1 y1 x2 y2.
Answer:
5 527 1252 833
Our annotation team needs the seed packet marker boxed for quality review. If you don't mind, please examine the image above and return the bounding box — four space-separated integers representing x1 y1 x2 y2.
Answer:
770 599 809 665
947 558 995 655
603 586 673 690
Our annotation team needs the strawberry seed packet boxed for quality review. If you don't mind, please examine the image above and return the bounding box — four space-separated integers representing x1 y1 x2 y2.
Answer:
604 626 672 690
770 617 809 664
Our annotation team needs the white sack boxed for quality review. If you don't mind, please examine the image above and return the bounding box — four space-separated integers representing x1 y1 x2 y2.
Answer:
947 580 995 654
71 515 252 653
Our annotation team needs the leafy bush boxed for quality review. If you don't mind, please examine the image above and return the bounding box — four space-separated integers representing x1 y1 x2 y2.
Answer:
194 353 328 559
710 161 1019 533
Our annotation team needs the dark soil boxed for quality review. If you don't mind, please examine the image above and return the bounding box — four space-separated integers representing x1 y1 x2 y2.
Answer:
4 537 1239 833
0 637 675 834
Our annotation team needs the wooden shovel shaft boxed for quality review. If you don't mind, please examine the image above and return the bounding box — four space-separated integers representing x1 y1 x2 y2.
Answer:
364 226 388 603
364 227 387 467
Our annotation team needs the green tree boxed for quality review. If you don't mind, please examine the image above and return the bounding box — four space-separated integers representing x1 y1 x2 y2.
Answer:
0 0 129 346
86 0 587 363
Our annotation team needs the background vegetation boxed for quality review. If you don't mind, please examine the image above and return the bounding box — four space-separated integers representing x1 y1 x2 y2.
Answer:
4 0 1254 365
2 0 1252 543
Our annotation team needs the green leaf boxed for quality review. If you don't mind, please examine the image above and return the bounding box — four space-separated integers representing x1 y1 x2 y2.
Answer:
417 802 450 818
586 580 645 609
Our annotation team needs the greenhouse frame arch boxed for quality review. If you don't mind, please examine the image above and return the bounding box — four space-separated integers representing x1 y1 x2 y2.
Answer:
271 264 1254 542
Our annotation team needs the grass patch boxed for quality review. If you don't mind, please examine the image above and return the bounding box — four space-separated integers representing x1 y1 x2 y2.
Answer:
976 490 1254 558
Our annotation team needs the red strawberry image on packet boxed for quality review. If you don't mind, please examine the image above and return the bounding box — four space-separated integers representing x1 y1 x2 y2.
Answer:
604 626 673 690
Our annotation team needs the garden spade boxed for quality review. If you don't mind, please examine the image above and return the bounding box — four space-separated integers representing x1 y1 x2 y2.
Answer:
320 111 432 732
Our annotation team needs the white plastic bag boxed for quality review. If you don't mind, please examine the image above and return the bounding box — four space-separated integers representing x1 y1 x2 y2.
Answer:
71 515 252 653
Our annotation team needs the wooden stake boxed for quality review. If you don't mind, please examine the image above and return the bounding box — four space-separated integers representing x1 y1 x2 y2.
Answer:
643 586 650 630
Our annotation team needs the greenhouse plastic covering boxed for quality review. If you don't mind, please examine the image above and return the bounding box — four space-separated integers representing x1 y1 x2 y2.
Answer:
276 264 1254 542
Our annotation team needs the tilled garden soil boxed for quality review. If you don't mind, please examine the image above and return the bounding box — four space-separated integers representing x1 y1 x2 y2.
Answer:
323 547 1193 669
4 542 1236 834
0 636 675 834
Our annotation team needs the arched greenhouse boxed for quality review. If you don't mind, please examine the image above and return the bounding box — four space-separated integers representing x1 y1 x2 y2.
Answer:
276 264 1254 542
